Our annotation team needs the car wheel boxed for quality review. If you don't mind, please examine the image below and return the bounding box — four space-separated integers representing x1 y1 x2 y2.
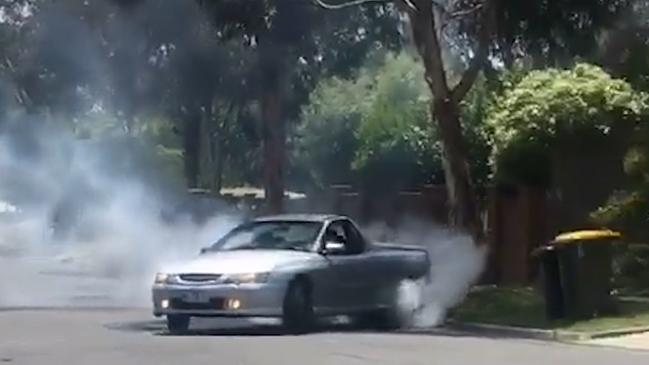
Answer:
166 314 190 334
360 279 421 331
282 279 315 334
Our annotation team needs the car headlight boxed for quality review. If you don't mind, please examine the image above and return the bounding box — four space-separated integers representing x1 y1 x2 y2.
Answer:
154 273 169 284
221 272 270 285
154 273 178 284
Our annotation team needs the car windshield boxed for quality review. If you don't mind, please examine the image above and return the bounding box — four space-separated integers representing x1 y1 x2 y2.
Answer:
208 221 323 252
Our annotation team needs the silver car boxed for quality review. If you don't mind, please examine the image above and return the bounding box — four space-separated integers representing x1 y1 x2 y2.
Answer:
152 214 430 333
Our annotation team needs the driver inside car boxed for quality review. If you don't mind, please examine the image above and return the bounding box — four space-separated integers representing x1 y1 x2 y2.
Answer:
323 228 348 251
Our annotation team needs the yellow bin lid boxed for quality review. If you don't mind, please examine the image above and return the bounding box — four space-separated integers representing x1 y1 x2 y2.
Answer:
552 229 622 245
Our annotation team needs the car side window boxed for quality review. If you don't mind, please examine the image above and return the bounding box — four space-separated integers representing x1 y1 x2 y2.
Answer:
323 219 365 255
342 220 365 254
324 221 348 245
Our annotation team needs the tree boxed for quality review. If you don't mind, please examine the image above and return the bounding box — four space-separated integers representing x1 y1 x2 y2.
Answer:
317 0 497 242
297 50 493 197
591 126 649 295
199 0 401 213
157 27 253 190
389 0 495 242
490 0 633 68
294 73 370 190
296 52 446 192
197 0 317 213
90 0 259 191
599 1 649 90
0 0 43 113
487 64 649 183
352 52 442 192
2 0 262 192
316 0 639 242
487 63 649 228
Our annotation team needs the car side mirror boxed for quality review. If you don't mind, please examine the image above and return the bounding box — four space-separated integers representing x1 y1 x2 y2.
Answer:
199 247 208 255
322 241 346 255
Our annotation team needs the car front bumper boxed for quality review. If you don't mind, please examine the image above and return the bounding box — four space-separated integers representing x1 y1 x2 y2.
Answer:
152 282 287 318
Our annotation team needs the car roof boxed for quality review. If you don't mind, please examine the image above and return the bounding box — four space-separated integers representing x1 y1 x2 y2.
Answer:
251 214 347 223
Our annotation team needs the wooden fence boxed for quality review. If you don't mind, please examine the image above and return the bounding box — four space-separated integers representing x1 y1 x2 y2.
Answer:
223 184 554 285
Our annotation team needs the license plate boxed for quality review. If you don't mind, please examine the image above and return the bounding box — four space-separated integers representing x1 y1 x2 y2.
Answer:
184 290 206 303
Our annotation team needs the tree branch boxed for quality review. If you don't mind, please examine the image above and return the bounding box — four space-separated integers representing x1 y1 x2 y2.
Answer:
313 0 391 10
451 0 497 103
432 0 483 19
448 3 484 18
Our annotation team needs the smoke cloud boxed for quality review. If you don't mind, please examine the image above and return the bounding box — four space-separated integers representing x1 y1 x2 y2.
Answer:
0 116 241 307
0 116 484 325
1 1 484 329
364 219 487 328
0 0 244 307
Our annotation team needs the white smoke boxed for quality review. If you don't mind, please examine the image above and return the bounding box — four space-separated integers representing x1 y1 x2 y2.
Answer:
0 119 485 321
0 0 243 308
364 218 487 328
0 0 486 319
0 120 241 308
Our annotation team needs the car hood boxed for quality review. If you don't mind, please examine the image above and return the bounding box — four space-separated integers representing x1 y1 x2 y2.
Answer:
165 250 319 274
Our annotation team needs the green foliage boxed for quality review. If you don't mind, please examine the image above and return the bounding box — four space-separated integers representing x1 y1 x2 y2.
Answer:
592 126 649 241
613 243 649 293
459 75 495 187
592 191 648 234
352 53 443 191
294 52 444 192
491 64 649 293
74 111 186 187
487 0 633 67
452 286 649 332
450 287 547 329
293 74 373 189
294 51 496 192
592 122 649 293
487 63 649 186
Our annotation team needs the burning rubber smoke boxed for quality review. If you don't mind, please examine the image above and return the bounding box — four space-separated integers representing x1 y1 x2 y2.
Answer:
0 0 242 307
0 119 241 308
0 0 487 327
0 120 486 327
365 220 487 327
0 120 486 325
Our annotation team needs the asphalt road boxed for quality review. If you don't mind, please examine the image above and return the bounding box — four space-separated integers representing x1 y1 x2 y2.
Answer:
1 309 649 365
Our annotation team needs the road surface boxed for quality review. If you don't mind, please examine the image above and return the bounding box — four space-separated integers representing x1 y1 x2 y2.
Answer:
1 308 649 365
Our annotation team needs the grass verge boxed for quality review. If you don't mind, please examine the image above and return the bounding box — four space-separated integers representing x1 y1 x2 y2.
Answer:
449 286 649 333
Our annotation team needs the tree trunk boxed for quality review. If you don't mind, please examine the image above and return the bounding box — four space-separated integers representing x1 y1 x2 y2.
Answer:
404 0 485 243
198 105 215 190
259 42 287 215
214 137 225 193
212 104 235 195
433 97 483 241
261 85 285 214
183 111 201 189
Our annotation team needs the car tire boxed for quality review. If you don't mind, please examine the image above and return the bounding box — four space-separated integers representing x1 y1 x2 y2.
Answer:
282 279 315 334
166 314 190 334
359 279 420 331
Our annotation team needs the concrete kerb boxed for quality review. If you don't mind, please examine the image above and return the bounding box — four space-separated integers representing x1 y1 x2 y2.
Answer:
439 320 649 342
445 321 561 341
587 326 649 340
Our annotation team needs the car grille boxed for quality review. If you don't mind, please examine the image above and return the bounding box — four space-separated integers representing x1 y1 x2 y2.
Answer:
170 298 225 310
178 274 222 283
